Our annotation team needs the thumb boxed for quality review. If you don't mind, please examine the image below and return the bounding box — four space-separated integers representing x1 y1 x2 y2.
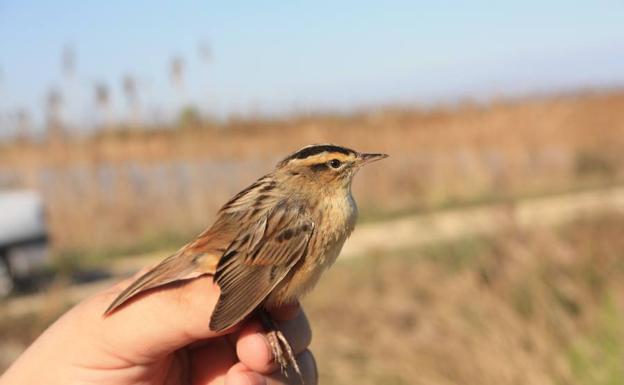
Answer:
83 274 227 360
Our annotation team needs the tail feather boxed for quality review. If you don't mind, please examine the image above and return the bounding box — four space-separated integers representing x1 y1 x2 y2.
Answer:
104 252 204 315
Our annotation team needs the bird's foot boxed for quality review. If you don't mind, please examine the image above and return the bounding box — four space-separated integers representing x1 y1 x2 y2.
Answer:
260 311 304 384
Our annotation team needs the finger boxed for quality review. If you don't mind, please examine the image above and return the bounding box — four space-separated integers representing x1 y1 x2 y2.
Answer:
190 337 237 385
236 312 312 374
225 363 267 385
235 321 273 373
267 350 317 385
83 274 226 360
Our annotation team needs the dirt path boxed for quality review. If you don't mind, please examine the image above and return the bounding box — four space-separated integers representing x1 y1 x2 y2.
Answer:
5 185 624 318
342 185 624 258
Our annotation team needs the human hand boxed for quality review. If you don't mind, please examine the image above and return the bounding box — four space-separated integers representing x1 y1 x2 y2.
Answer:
0 274 317 385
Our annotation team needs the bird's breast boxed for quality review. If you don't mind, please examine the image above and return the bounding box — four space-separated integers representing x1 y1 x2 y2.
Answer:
266 191 358 307
314 192 357 265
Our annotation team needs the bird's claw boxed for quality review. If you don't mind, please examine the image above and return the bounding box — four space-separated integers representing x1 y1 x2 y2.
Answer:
261 313 304 384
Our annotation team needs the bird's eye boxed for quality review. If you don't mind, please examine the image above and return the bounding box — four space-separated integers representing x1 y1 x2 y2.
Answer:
329 159 342 169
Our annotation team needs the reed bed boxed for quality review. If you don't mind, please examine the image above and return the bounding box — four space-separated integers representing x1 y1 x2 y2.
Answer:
1 91 623 253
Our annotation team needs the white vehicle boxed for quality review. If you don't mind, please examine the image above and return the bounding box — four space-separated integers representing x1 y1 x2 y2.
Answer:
0 190 49 296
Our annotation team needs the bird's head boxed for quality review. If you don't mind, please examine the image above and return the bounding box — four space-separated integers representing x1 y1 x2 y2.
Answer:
276 144 388 192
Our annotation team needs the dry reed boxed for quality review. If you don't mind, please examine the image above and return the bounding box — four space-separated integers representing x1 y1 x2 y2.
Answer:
1 91 623 253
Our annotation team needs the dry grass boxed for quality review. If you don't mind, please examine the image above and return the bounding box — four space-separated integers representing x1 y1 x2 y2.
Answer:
2 213 623 383
3 89 624 382
2 91 624 254
305 213 624 385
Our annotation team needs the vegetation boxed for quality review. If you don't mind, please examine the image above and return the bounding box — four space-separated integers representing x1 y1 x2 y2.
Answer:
2 91 624 383
303 214 624 385
3 213 624 384
2 91 624 256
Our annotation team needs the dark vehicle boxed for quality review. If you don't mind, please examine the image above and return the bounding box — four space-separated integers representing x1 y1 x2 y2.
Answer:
0 190 49 296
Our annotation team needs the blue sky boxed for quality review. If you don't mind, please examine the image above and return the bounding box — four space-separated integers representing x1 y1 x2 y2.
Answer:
1 1 623 132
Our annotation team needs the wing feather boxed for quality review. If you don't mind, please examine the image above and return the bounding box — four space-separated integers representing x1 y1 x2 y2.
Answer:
104 174 280 316
104 226 231 315
104 250 209 314
209 202 314 332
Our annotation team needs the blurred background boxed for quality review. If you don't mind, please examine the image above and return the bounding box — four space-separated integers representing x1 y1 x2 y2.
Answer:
2 1 624 383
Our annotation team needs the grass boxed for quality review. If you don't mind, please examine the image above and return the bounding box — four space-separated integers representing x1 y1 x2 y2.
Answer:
2 213 624 383
301 213 624 385
3 91 624 253
53 229 190 267
4 86 624 381
568 298 624 385
359 176 624 224
47 174 624 271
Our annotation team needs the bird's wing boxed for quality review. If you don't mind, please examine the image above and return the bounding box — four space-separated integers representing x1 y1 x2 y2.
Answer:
209 201 314 332
104 173 280 316
103 226 232 315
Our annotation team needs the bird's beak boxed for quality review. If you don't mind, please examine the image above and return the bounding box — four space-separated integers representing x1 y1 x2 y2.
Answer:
357 152 389 166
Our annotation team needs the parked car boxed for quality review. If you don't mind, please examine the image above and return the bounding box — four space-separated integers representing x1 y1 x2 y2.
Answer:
0 190 49 296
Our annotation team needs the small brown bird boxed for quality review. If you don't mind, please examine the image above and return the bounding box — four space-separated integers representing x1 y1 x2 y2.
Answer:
105 144 387 379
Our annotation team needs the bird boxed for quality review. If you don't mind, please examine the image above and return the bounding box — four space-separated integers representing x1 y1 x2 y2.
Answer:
105 143 388 380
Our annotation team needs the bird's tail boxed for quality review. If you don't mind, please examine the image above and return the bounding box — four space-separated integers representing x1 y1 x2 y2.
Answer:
104 250 214 315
